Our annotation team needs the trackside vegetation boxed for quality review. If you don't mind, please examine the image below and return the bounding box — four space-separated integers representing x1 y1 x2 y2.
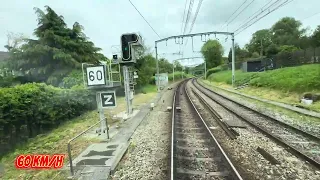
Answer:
0 83 96 158
207 64 320 93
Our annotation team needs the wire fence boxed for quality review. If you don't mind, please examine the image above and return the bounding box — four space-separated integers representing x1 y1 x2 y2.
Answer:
220 47 320 71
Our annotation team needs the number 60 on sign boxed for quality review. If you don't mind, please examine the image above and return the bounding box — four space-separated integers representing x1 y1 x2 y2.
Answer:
86 66 106 86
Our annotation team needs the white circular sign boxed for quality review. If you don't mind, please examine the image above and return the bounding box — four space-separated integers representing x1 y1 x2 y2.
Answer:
86 66 106 86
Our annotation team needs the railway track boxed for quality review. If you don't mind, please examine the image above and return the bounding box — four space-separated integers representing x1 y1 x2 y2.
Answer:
192 79 320 169
170 80 242 180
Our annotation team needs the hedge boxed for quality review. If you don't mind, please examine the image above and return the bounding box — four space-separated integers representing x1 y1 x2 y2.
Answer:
0 83 96 157
206 66 222 78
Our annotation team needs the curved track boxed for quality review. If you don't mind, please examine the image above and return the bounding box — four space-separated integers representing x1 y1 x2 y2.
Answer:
170 80 242 180
193 79 320 169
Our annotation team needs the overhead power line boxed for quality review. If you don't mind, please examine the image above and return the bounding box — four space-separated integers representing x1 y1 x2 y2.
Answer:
179 0 189 55
301 11 320 21
183 0 204 47
233 0 286 33
220 0 249 30
180 0 189 34
234 0 294 35
128 0 161 39
226 0 256 27
188 0 204 33
237 0 273 29
183 0 195 35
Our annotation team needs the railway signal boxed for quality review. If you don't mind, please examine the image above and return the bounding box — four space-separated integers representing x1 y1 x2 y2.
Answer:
120 33 142 64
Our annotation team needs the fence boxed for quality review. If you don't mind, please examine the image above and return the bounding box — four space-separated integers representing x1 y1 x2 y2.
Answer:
219 47 320 71
271 47 320 69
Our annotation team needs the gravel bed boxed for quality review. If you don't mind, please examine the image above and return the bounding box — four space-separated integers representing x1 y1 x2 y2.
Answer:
198 81 320 137
176 158 220 171
193 81 320 164
187 80 320 180
176 173 226 180
111 87 176 180
174 83 234 180
177 148 217 158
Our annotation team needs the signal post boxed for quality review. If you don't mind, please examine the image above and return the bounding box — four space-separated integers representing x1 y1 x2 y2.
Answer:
119 33 142 115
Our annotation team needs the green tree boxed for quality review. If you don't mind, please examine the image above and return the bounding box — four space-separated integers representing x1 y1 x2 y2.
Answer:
7 6 106 86
311 25 320 47
278 45 299 53
252 52 260 58
173 61 183 71
271 17 306 48
135 54 156 87
159 58 173 73
246 29 272 56
266 43 279 57
228 43 250 63
201 40 224 69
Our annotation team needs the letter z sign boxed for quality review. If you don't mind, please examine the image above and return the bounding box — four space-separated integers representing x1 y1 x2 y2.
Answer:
100 91 116 108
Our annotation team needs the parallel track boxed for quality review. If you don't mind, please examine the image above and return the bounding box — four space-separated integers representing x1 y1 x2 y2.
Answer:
193 79 320 169
170 80 242 180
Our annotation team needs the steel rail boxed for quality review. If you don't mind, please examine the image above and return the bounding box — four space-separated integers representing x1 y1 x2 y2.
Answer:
170 79 243 179
193 79 320 169
194 79 320 142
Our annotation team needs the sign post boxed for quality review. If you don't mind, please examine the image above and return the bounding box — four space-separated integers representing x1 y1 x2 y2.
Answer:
83 63 118 139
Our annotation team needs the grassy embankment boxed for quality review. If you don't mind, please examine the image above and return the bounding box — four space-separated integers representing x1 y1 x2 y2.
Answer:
0 86 157 180
205 64 320 112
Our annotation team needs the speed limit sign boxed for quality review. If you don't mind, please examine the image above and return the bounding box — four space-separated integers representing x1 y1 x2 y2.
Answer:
86 65 106 86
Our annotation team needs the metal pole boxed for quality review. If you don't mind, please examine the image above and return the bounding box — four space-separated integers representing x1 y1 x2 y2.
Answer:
204 61 207 79
123 66 132 115
155 42 160 92
67 119 102 177
97 93 107 134
173 60 175 82
68 144 73 176
231 34 235 87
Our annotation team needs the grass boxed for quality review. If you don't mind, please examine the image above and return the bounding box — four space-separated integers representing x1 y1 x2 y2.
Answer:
0 86 157 180
208 64 320 93
203 80 320 112
207 64 320 111
140 84 157 94
200 80 320 123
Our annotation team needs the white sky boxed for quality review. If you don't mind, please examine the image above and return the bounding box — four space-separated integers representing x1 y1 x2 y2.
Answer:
1 0 319 67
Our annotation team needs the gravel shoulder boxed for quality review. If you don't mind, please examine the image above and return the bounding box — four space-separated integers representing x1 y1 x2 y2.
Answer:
111 84 177 180
187 80 320 180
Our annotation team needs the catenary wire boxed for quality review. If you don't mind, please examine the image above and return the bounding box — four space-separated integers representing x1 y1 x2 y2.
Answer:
128 0 161 39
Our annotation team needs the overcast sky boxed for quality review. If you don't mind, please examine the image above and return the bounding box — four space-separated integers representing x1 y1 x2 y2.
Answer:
1 0 319 66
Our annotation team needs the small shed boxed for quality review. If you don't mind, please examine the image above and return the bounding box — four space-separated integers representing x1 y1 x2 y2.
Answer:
242 58 263 72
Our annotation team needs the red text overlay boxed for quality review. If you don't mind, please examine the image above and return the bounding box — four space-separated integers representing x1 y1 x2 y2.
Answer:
15 154 65 169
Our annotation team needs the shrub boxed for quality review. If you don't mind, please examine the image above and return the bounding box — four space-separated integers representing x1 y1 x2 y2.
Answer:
0 83 96 157
206 66 222 78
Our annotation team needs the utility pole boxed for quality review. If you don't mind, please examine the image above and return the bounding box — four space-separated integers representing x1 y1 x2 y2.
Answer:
231 33 235 87
173 60 175 81
155 43 159 92
204 61 207 79
260 39 263 57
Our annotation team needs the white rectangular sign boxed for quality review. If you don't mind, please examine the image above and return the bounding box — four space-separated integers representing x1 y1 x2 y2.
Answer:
86 66 106 86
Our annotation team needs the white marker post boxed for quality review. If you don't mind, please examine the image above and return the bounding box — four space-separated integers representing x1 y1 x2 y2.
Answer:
85 64 112 138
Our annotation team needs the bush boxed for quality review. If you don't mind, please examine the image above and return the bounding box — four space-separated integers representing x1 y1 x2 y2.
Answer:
0 83 96 157
206 66 222 78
